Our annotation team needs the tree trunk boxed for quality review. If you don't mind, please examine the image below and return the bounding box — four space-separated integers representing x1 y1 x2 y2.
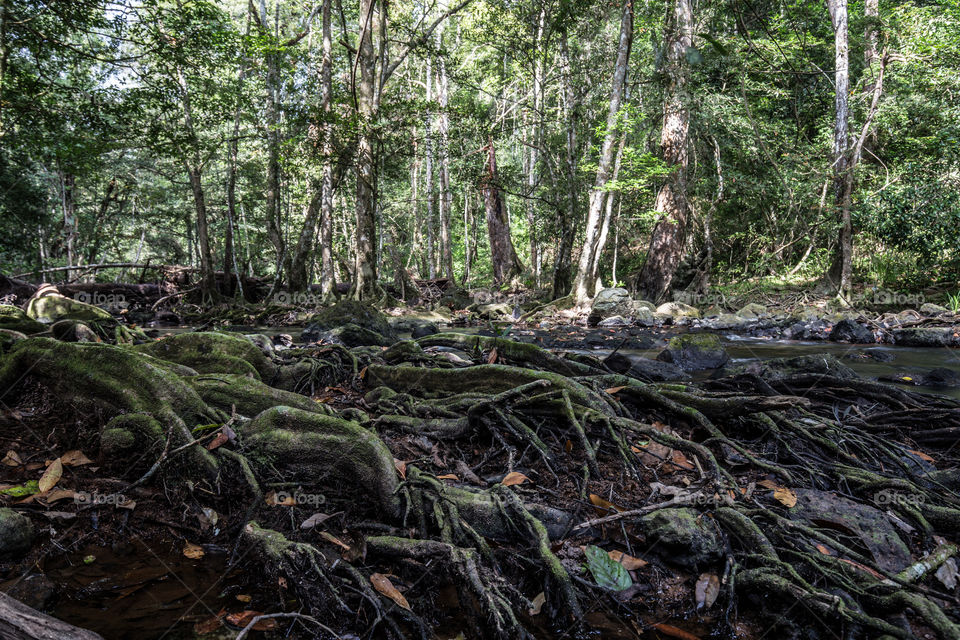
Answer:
436 26 454 280
571 0 633 304
352 0 382 301
483 137 523 285
61 170 77 281
0 592 104 640
635 0 692 304
826 0 852 296
552 29 578 297
318 0 336 299
263 4 285 284
463 189 472 283
425 55 436 279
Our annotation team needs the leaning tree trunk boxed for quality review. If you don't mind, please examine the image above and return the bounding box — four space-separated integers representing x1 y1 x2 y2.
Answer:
482 137 523 285
571 0 633 305
635 0 692 304
826 0 852 297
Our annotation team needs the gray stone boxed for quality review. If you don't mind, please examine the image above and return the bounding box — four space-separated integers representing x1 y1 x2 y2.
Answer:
597 315 628 327
920 303 950 316
655 301 700 319
0 508 36 556
892 327 953 347
657 333 728 371
828 319 875 344
640 508 723 571
736 303 767 319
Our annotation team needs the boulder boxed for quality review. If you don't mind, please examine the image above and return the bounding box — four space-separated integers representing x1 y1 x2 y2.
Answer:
892 327 953 347
50 319 101 343
735 303 767 319
657 333 728 371
919 302 949 316
589 288 632 324
303 300 396 343
25 287 113 324
726 354 858 381
0 508 36 556
597 315 628 327
0 305 47 335
317 323 391 347
655 301 700 320
639 508 723 571
828 319 875 344
0 329 28 353
604 353 690 382
632 306 656 327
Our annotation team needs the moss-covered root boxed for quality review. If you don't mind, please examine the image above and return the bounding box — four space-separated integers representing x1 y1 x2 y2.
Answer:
367 363 612 413
187 373 337 418
365 535 533 640
416 332 602 376
0 337 219 475
134 331 276 379
241 406 401 518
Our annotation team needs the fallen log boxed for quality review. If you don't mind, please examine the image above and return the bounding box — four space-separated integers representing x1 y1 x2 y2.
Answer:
0 592 104 640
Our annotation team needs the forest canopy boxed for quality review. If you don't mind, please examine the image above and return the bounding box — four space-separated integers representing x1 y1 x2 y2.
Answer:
2 0 959 302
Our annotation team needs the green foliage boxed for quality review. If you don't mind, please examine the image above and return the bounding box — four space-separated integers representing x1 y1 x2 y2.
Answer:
583 544 633 591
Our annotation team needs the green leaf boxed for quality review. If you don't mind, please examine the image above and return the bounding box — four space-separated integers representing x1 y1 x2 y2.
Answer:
584 545 633 591
1 480 40 498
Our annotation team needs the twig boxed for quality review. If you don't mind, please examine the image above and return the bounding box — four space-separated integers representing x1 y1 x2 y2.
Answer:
235 612 341 640
572 494 703 531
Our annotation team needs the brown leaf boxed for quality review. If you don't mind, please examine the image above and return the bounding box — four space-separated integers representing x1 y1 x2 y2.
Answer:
652 623 701 640
235 594 252 603
564 439 573 453
264 490 295 507
193 609 226 634
183 542 205 559
60 450 93 466
301 512 335 529
370 573 411 611
772 486 798 508
815 544 833 556
40 489 76 504
589 493 624 515
671 450 695 471
695 572 720 611
394 458 407 479
487 348 498 364
907 449 936 464
436 474 459 481
502 471 530 487
608 550 648 570
528 592 546 615
38 458 62 494
205 431 229 451
359 366 368 379
225 611 276 631
604 386 626 395
2 450 22 467
319 531 351 551
838 558 885 580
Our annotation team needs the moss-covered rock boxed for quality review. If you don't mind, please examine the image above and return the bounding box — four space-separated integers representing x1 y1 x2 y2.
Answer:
657 333 729 371
51 319 101 342
735 303 767 319
302 300 396 343
241 406 401 517
0 328 28 353
725 353 858 380
639 508 722 570
25 289 113 324
0 304 47 335
655 301 701 320
319 322 391 347
920 302 950 316
0 508 35 556
102 413 164 454
892 327 954 347
100 427 136 454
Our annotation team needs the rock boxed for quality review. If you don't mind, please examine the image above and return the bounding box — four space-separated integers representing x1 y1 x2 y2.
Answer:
474 303 513 320
0 508 36 556
589 288 632 325
639 508 723 571
0 328 28 353
605 353 690 382
411 321 439 338
726 354 858 381
657 333 728 371
843 348 895 363
244 334 275 358
597 315 628 327
632 306 656 326
0 305 47 335
828 319 875 344
3 573 56 610
303 300 395 343
25 286 113 324
892 327 953 347
655 301 700 320
317 323 391 347
633 300 656 312
702 313 750 330
784 319 830 341
735 303 767 319
919 302 949 316
50 320 100 343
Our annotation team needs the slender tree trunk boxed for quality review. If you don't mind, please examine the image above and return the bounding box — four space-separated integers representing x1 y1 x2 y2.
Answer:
436 26 454 280
352 0 382 300
635 0 692 303
463 190 471 283
553 29 578 297
263 5 285 283
826 0 852 296
318 0 336 299
424 56 436 278
60 171 77 281
483 137 523 285
0 0 8 138
571 0 633 304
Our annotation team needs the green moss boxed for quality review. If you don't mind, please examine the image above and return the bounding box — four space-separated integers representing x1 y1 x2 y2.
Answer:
0 305 47 335
25 294 113 324
100 427 136 453
0 329 27 353
134 332 276 380
306 300 395 338
188 373 330 418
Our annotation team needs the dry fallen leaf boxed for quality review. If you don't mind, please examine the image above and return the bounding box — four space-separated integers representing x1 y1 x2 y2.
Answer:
652 622 701 640
815 544 833 556
935 557 957 590
528 592 546 615
671 450 695 471
502 471 530 487
370 573 411 611
225 611 276 631
319 531 351 551
608 550 648 570
60 450 93 466
589 493 625 515
436 474 459 482
38 458 62 494
183 542 205 560
2 450 22 467
394 458 407 479
205 431 229 451
695 572 720 611
40 489 76 504
772 486 798 508
907 449 936 465
193 609 226 634
487 348 498 364
235 594 252 603
604 386 626 394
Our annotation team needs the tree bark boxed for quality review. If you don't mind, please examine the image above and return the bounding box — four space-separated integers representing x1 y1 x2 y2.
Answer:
425 55 436 278
436 25 454 280
262 2 285 283
552 28 578 297
61 170 77 281
0 592 104 640
571 0 633 304
826 0 852 296
635 0 692 304
483 137 523 285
